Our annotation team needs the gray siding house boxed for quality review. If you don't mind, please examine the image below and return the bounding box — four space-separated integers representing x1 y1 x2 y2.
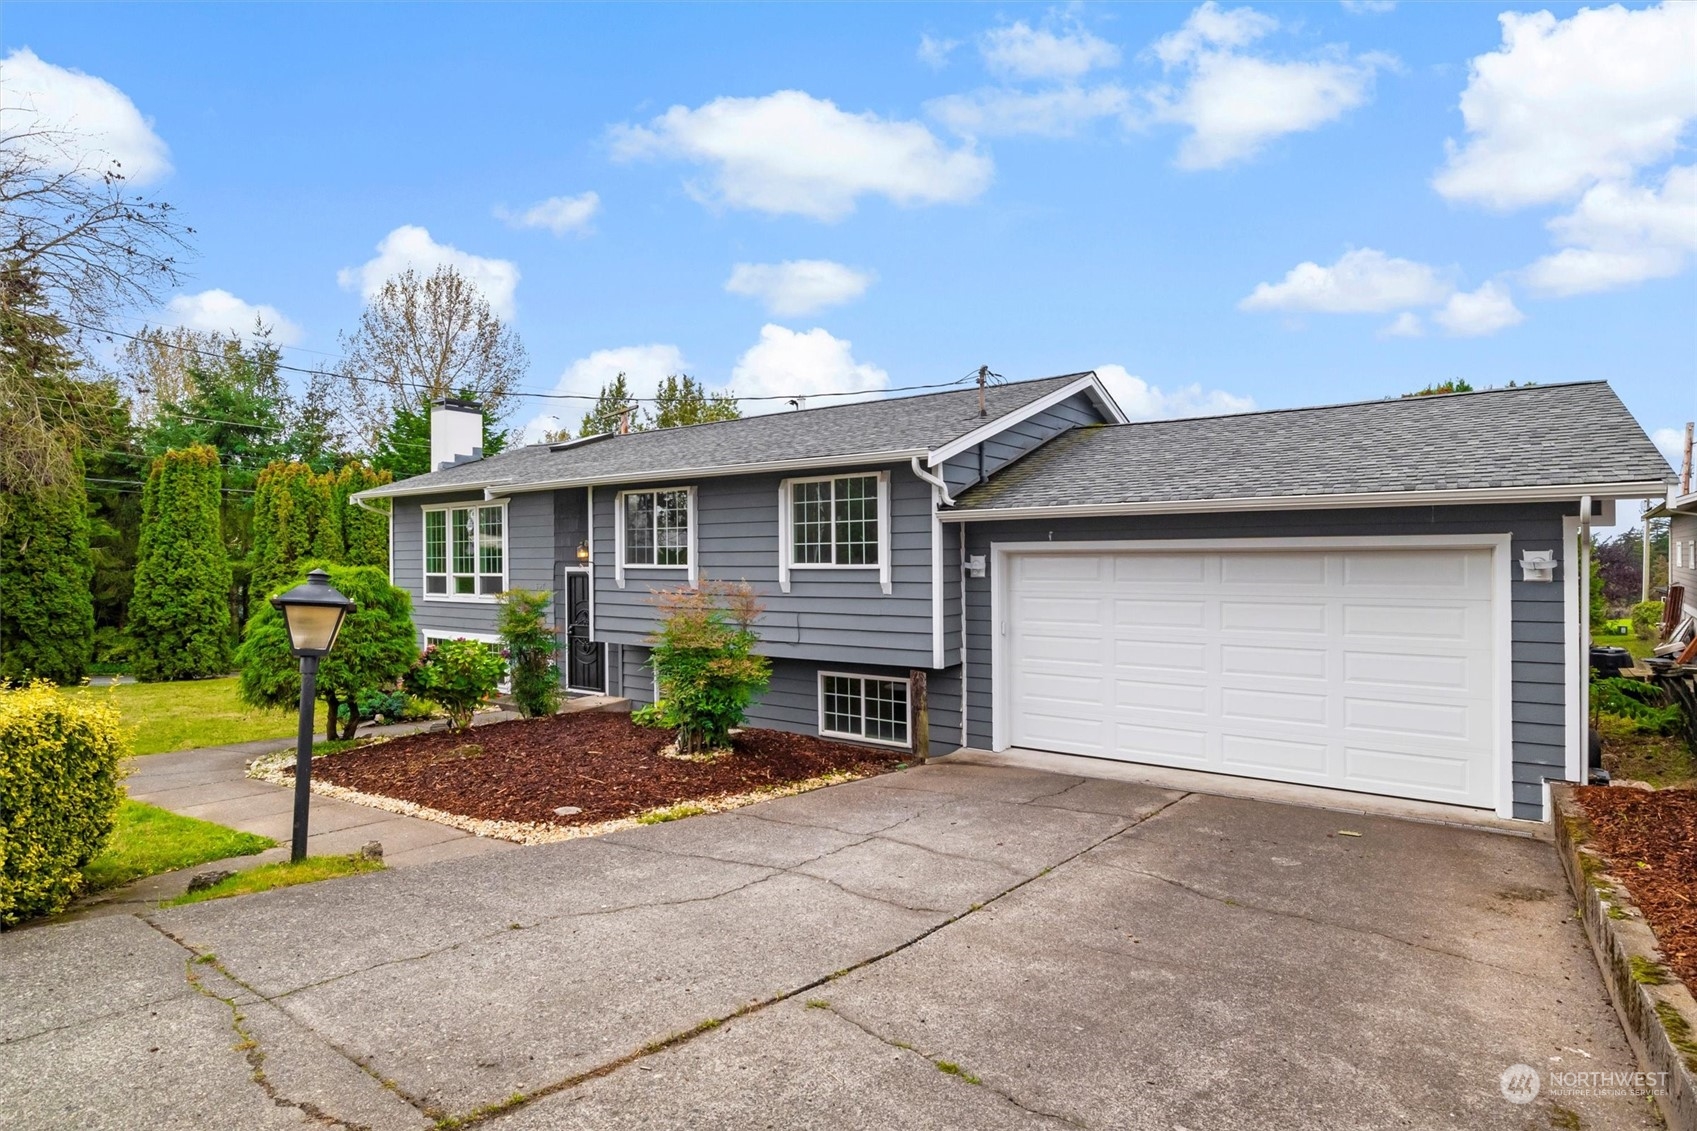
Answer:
356 375 1672 823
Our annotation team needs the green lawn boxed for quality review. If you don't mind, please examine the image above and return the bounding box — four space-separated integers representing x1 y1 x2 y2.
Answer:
1596 620 1659 661
163 853 383 906
66 677 327 756
80 800 275 892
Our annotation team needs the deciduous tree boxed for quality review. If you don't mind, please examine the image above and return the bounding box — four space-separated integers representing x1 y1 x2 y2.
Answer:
648 374 740 429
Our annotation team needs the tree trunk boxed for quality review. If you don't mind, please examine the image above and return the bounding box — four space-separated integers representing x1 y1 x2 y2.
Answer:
339 701 360 741
323 691 339 742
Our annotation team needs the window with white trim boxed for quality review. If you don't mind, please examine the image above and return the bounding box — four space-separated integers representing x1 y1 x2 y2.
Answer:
423 503 506 598
622 489 690 567
819 672 910 746
790 474 880 566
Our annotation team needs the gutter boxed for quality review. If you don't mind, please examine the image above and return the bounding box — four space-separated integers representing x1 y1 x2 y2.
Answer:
938 480 1675 522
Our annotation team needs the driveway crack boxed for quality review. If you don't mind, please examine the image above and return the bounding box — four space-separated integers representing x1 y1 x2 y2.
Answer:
815 1003 1090 1129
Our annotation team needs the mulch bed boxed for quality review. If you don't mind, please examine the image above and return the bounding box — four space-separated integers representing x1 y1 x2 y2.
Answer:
1574 786 1697 992
298 711 909 827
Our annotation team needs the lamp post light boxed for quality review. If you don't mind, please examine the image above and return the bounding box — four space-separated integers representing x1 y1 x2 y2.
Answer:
270 569 356 862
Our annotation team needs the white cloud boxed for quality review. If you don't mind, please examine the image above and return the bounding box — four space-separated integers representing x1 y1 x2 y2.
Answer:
1653 427 1687 469
1380 311 1424 338
1523 164 1697 296
609 90 992 222
494 191 600 236
0 47 171 183
1095 365 1256 420
1145 3 1388 169
918 34 960 69
163 290 303 345
1339 0 1395 13
337 226 520 320
730 325 889 406
1240 248 1450 314
1433 4 1696 210
1430 281 1523 337
980 18 1121 81
928 83 1131 139
519 343 692 441
724 260 874 317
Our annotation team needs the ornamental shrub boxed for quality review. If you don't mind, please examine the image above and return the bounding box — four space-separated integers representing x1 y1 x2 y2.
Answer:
1591 677 1682 736
129 445 233 681
404 638 506 732
638 581 771 756
1631 600 1664 642
497 589 560 718
0 682 127 926
0 454 95 684
236 562 419 740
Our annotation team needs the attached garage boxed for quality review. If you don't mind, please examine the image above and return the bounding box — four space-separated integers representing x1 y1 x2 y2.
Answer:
993 538 1511 812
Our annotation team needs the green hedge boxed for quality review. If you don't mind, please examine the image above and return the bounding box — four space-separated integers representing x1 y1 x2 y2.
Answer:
0 682 127 926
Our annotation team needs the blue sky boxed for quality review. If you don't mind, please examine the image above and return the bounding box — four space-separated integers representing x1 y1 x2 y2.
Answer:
3 1 1693 527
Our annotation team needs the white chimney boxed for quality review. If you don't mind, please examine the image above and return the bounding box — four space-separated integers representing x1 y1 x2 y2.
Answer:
430 399 483 471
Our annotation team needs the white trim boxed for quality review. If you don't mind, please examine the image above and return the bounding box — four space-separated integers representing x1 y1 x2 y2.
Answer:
930 484 945 668
939 481 1673 523
816 669 914 749
777 470 892 593
1562 515 1583 798
585 486 595 634
925 373 1127 467
420 500 508 604
989 534 1520 819
614 485 696 588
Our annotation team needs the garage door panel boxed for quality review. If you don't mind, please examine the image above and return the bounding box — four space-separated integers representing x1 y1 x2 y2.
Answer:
1112 722 1209 762
1007 546 1500 810
1111 554 1207 584
1220 733 1329 775
1221 644 1328 680
1219 601 1329 634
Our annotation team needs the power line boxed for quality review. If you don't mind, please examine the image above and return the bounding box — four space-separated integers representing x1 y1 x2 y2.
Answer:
71 316 987 405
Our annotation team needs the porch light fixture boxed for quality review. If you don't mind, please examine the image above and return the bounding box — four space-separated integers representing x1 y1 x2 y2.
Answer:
576 540 590 564
270 569 357 861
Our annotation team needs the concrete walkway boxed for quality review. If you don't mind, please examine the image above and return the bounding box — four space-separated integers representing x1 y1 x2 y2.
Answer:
1 760 1658 1130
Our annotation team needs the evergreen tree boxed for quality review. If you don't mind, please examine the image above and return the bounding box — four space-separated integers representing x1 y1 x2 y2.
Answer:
580 373 641 437
129 445 233 681
0 452 95 684
333 463 394 569
249 462 326 602
648 374 740 429
237 562 418 740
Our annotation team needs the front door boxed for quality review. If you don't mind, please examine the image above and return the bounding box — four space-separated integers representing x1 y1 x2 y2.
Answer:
565 570 604 692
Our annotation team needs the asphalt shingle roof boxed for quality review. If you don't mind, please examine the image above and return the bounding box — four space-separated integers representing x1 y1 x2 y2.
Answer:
360 373 1092 497
952 381 1673 512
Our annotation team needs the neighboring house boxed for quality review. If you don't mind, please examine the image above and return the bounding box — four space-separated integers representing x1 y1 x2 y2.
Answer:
1650 432 1697 598
354 376 1672 822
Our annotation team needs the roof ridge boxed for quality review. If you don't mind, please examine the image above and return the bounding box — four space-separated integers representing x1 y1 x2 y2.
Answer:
1090 379 1606 430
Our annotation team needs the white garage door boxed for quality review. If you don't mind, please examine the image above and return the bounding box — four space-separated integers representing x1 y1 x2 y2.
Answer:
1005 546 1500 809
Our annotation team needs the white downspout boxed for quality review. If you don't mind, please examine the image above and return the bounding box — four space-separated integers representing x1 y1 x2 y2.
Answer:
1580 495 1592 781
910 455 955 507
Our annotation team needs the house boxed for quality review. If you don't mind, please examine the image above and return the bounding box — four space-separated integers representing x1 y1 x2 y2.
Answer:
353 374 1673 822
1652 425 1696 598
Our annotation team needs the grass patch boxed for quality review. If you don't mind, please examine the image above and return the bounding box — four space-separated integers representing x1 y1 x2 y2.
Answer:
1602 731 1697 790
635 802 708 825
162 853 383 906
80 800 274 892
934 1060 982 1085
66 677 327 757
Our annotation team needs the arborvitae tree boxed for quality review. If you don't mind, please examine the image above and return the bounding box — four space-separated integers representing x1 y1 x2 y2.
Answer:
307 469 342 562
0 452 96 684
648 375 740 429
236 562 418 740
128 445 233 681
580 373 641 437
249 462 323 602
333 463 393 569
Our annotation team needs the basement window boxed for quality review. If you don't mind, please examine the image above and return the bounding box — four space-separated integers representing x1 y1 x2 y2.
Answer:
818 672 910 747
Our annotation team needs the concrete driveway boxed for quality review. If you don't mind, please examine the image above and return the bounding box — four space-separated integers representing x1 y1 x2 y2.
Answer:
0 761 1660 1130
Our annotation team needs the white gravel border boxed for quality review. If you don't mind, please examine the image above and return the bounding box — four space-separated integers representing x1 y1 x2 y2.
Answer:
246 750 865 845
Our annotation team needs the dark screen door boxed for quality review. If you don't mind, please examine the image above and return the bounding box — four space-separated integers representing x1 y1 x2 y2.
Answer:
565 571 604 692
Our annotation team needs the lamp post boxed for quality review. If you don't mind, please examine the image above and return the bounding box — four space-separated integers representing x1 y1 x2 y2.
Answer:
270 569 356 862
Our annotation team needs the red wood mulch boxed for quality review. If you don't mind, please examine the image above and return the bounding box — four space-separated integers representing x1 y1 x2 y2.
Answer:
1573 786 1697 992
298 711 909 827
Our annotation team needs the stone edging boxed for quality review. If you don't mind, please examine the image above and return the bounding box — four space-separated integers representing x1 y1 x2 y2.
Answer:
1552 783 1697 1131
246 750 865 846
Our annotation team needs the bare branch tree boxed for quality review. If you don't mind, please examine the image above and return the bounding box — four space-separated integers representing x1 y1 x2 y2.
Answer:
336 265 528 451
